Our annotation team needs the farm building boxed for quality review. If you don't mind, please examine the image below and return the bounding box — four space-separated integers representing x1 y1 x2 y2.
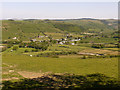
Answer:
59 42 63 45
77 52 103 56
31 39 37 42
71 43 75 45
12 37 17 39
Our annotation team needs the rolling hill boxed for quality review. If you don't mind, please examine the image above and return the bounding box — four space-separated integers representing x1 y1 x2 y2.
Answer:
1 18 117 41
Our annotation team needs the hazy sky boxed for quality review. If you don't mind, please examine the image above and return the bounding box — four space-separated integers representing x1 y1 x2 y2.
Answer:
2 2 118 19
1 0 119 2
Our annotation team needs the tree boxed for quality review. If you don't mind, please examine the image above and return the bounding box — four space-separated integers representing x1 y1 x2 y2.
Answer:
8 37 11 39
24 49 29 52
74 41 77 44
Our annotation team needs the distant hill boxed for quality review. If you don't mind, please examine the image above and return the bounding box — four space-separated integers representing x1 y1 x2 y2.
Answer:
64 19 117 30
1 19 117 41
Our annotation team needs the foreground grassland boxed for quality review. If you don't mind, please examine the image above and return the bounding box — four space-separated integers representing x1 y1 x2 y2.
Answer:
2 53 118 80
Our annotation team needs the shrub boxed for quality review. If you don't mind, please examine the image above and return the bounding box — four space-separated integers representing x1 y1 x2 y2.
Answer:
55 49 58 51
36 51 78 57
79 41 84 43
13 46 19 50
3 40 22 44
1 47 7 52
51 55 59 58
92 44 105 48
19 43 26 48
81 55 86 59
31 49 38 52
24 49 29 52
7 44 13 48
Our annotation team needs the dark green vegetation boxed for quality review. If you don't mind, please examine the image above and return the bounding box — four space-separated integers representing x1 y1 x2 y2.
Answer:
2 73 120 89
19 41 49 50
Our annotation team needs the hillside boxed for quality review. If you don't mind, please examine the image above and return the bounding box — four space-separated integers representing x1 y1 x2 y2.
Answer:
2 20 63 40
2 19 117 41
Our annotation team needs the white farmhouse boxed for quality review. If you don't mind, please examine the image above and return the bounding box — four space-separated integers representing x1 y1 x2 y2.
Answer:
13 37 17 39
64 38 67 40
31 39 37 42
71 43 75 45
63 41 66 43
38 36 44 38
30 55 33 57
59 42 63 45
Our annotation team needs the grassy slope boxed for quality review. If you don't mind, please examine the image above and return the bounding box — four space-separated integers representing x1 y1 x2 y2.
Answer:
80 37 117 43
2 20 63 40
51 21 85 33
64 19 117 30
2 53 118 78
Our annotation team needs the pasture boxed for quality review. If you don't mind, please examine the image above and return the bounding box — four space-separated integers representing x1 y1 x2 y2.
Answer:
2 53 118 81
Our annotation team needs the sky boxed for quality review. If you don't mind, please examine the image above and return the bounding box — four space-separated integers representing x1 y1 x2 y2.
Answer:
1 1 118 19
1 0 119 2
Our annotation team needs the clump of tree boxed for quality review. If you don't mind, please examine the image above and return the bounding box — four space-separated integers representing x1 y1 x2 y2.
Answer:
31 49 39 52
19 41 49 51
59 45 69 48
36 51 77 57
7 44 13 48
49 40 57 44
79 41 89 43
24 49 29 52
2 40 22 44
51 55 59 58
92 44 105 48
92 43 118 48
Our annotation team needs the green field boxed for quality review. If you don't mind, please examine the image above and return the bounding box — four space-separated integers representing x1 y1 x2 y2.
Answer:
2 53 118 80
